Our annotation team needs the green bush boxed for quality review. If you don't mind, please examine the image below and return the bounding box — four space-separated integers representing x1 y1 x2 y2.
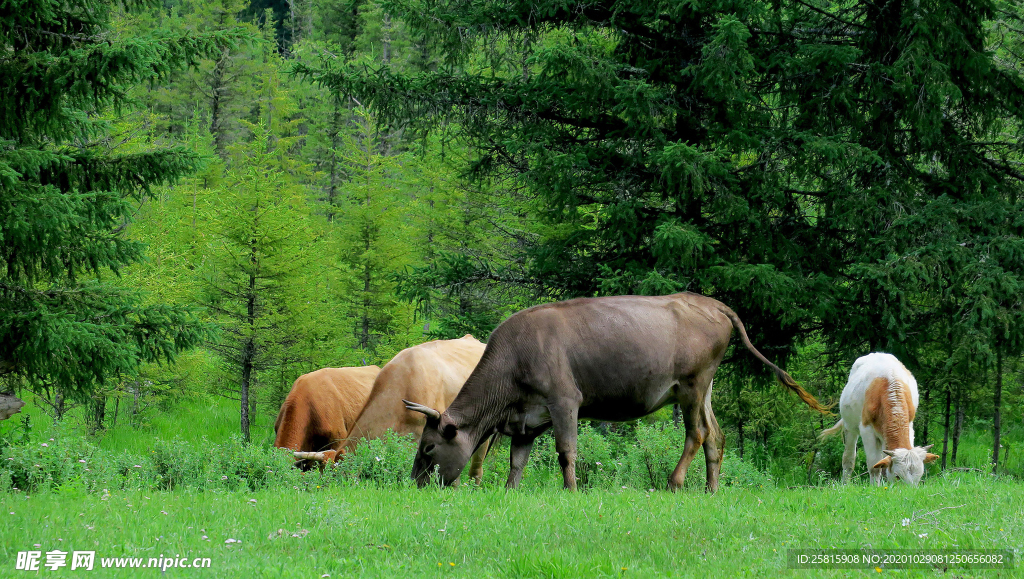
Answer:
0 421 782 494
331 430 418 488
152 438 206 490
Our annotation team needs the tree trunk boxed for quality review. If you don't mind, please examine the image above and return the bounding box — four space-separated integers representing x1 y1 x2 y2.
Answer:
951 384 964 466
941 388 951 469
53 389 65 422
131 380 140 425
89 396 106 434
326 95 343 222
737 416 745 459
209 48 230 159
240 338 253 443
240 260 257 443
992 347 1002 475
359 227 371 351
921 385 929 446
381 13 391 64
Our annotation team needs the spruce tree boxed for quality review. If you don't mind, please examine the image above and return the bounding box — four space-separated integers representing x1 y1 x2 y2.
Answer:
0 0 241 401
302 0 1024 378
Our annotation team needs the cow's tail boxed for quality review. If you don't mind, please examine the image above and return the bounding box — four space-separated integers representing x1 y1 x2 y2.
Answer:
721 307 833 415
819 419 844 441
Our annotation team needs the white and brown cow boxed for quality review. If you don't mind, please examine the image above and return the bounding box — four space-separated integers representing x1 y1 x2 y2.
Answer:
820 352 939 485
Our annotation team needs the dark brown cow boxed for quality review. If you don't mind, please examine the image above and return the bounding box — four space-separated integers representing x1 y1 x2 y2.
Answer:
405 292 829 492
274 366 380 469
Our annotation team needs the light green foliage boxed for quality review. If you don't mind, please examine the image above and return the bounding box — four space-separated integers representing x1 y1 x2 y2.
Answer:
327 108 419 359
200 121 324 438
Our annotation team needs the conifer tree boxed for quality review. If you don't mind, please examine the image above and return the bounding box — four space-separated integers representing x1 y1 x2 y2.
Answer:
201 122 320 441
303 0 1024 382
328 109 417 358
0 0 241 401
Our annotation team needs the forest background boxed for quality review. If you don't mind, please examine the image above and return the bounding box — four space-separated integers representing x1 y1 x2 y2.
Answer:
2 0 1024 484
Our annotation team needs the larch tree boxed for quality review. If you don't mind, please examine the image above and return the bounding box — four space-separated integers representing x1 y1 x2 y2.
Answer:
201 122 319 441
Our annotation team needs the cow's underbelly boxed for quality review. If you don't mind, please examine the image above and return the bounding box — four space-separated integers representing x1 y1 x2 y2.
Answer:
577 375 681 421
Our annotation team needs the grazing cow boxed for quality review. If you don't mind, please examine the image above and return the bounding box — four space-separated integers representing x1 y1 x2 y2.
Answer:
820 352 939 485
273 365 380 470
345 335 492 484
404 292 829 492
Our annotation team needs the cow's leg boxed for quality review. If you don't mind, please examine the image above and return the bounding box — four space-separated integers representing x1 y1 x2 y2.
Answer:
506 436 536 489
861 426 884 485
467 437 491 485
841 426 858 484
668 402 708 492
549 402 580 491
701 384 724 493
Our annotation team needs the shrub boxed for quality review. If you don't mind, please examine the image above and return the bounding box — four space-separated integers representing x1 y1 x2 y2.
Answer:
152 438 206 490
331 430 418 488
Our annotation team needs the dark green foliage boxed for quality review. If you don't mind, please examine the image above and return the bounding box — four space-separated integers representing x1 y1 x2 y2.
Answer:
0 0 247 400
302 0 1024 379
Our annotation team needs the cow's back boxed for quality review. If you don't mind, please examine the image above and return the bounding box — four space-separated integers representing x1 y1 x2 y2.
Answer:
510 294 730 401
840 352 919 428
273 365 380 452
345 336 485 448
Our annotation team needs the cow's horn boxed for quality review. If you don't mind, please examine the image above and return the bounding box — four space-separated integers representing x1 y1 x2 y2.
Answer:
920 444 934 452
403 399 441 420
294 451 327 461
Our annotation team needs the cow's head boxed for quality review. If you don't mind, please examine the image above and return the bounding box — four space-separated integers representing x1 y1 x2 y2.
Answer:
872 445 939 485
404 400 475 487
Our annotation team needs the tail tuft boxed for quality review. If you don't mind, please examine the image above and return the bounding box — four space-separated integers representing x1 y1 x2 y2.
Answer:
776 368 835 415
721 305 834 415
819 419 845 441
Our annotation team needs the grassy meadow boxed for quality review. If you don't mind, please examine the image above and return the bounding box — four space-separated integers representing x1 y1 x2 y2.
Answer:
2 476 1021 577
2 397 1022 577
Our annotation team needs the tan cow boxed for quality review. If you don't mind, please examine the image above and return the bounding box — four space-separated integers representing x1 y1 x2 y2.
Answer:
274 365 380 469
344 335 491 483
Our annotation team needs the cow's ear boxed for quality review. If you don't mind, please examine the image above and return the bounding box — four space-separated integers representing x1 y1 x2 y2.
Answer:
439 415 458 440
442 423 458 440
923 453 940 464
872 456 892 470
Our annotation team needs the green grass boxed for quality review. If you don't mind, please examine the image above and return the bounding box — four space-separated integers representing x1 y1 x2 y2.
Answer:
2 474 1021 577
94 398 263 453
0 395 273 453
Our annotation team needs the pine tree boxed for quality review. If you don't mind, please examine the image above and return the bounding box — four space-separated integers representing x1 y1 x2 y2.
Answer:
0 0 242 401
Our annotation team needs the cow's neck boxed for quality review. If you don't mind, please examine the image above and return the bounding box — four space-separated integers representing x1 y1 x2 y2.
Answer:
878 378 913 450
447 374 517 449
